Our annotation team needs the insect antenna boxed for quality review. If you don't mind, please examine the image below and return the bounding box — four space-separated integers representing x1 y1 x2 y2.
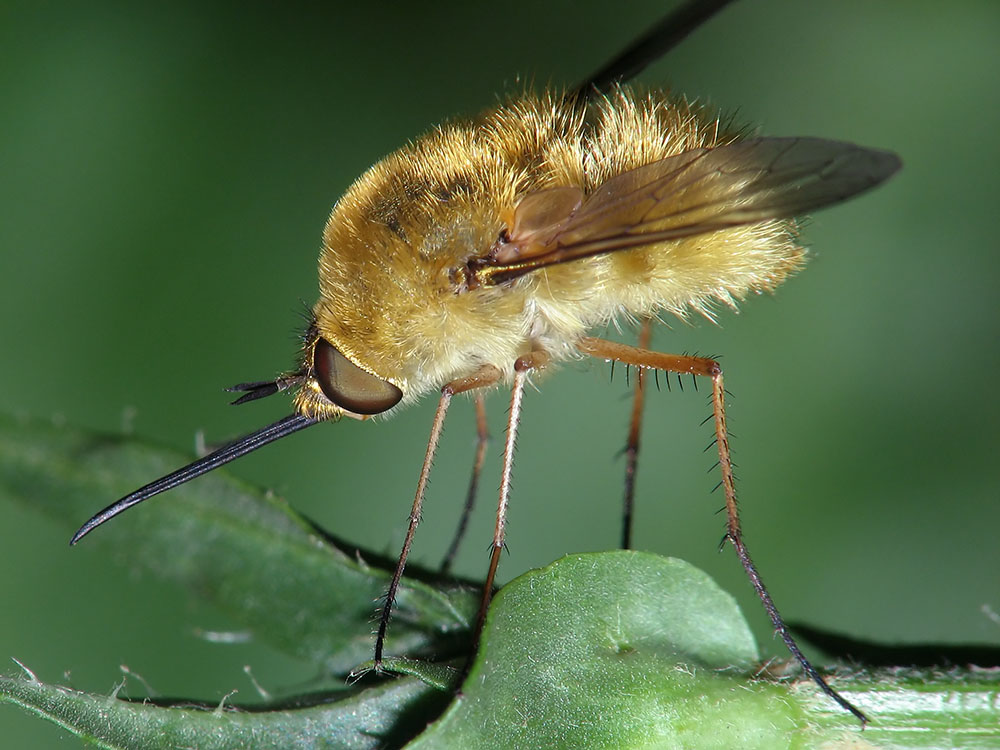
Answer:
228 375 305 405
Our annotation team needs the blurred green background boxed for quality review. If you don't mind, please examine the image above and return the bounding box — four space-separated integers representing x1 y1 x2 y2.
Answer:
2 0 998 744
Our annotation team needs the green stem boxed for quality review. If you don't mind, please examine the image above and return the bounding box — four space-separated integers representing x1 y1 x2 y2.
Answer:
802 667 1000 748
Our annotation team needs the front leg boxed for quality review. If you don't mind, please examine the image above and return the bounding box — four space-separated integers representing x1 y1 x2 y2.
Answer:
473 350 551 649
374 364 501 668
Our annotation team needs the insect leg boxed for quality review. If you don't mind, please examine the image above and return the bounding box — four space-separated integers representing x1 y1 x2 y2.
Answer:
473 351 550 649
440 393 489 575
622 318 653 549
576 335 867 724
374 364 501 669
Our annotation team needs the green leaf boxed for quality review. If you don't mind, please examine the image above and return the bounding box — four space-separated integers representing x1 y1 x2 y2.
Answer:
0 414 477 674
0 667 446 750
9 416 992 747
407 551 803 750
363 658 463 692
2 552 785 749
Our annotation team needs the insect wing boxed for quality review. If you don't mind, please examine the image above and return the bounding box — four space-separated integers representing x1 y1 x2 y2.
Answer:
491 137 900 279
493 186 585 264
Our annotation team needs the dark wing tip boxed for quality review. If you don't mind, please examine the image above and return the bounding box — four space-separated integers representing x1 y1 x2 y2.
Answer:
814 140 903 207
862 145 903 185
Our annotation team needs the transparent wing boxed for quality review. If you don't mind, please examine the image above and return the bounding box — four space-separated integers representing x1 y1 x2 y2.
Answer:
484 137 901 284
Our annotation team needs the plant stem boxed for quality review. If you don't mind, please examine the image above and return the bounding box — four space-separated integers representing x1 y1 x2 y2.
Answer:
800 666 1000 748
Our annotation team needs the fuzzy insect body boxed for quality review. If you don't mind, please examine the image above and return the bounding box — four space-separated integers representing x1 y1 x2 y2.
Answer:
303 89 801 416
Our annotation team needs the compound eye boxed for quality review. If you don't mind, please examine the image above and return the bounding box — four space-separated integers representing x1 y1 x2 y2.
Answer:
312 338 402 415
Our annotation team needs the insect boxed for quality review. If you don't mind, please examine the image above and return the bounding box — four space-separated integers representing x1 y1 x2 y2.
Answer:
71 0 899 724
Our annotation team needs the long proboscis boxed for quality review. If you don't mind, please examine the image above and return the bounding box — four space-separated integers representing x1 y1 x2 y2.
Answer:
69 413 318 545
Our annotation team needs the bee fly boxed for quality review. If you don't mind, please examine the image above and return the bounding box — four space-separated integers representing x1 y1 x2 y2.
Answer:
73 0 899 723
